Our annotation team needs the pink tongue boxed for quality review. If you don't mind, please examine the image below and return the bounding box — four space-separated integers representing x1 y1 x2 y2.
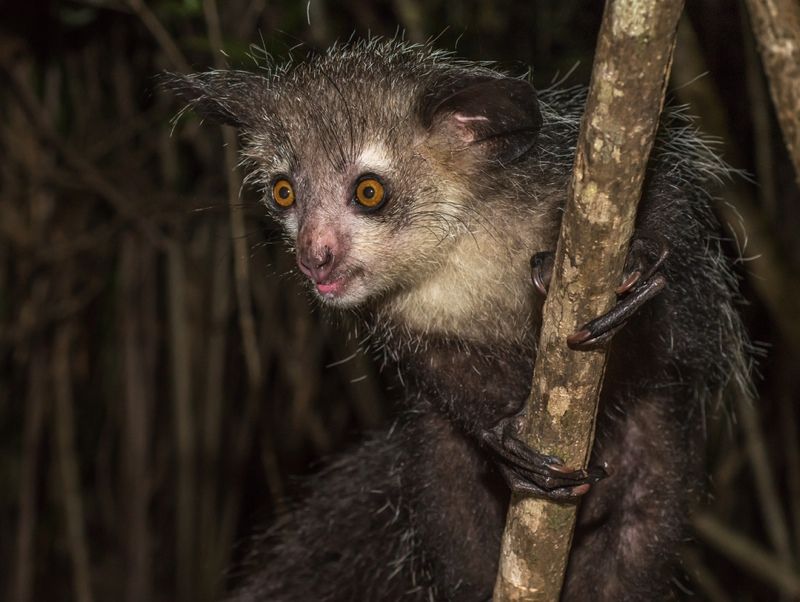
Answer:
317 282 340 295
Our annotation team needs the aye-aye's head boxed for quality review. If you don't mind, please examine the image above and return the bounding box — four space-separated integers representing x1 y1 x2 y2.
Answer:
165 40 543 316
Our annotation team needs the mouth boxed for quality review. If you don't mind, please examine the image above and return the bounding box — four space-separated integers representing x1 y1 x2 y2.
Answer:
316 278 345 296
311 268 366 305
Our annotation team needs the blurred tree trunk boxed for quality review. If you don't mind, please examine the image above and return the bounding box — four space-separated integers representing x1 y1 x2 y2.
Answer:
744 0 800 185
121 234 156 602
53 323 94 602
13 347 47 602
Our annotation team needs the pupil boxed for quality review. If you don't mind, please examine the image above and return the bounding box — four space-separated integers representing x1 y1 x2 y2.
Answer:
278 186 290 199
363 186 375 199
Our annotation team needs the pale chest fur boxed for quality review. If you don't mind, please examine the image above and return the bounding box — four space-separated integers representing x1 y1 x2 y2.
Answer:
383 198 560 347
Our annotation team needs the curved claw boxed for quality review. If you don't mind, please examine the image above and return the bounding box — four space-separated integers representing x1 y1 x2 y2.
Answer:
616 269 642 295
534 231 669 297
568 273 667 350
634 230 670 284
616 230 670 294
498 464 595 499
530 251 554 297
533 231 670 350
482 414 607 499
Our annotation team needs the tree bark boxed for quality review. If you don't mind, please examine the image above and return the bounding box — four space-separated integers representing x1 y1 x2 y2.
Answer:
744 0 800 186
493 1 685 600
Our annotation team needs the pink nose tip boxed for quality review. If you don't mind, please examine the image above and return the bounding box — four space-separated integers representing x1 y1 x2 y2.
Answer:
298 246 334 283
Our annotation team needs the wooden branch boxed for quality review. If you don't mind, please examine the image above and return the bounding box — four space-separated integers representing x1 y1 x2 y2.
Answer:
493 1 685 599
744 0 800 186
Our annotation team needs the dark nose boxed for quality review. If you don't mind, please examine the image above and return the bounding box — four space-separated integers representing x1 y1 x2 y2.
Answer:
298 245 335 283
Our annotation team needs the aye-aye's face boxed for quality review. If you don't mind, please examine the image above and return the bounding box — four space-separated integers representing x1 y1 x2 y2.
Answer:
166 43 542 309
243 80 478 309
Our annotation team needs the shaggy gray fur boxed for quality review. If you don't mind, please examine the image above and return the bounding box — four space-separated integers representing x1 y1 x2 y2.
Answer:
164 38 751 601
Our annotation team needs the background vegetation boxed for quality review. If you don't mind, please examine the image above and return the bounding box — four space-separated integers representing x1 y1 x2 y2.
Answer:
1 1 798 600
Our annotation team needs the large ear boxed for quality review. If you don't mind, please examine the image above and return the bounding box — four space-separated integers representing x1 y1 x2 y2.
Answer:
421 76 542 164
160 70 271 129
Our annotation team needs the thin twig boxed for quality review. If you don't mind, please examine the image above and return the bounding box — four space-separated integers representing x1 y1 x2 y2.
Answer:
13 347 48 602
203 0 264 394
778 367 800 561
127 0 193 74
121 235 154 602
1 65 167 248
694 513 800 596
53 323 95 602
167 242 196 602
198 222 232 601
736 391 794 566
680 546 732 602
201 3 266 593
0 278 105 347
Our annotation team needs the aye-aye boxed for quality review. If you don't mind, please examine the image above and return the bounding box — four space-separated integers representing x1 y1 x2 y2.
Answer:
165 39 749 601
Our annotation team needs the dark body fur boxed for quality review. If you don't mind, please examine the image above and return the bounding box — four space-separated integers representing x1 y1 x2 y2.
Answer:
166 40 747 601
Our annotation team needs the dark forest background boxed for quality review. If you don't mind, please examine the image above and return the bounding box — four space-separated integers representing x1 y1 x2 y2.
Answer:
1 1 799 601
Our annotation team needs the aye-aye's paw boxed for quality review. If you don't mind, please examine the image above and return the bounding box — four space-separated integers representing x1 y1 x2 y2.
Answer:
529 230 669 350
481 412 606 500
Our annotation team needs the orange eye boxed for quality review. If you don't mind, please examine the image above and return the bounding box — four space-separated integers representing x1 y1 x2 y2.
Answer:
354 177 385 209
272 178 295 208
